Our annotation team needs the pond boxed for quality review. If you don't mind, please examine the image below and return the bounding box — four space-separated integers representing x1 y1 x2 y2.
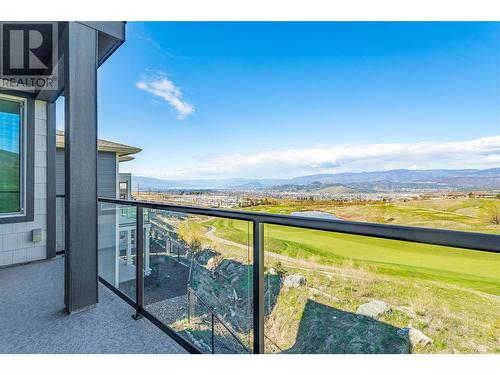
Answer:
291 211 341 220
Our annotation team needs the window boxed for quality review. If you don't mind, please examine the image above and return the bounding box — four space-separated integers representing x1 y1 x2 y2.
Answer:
119 181 128 199
0 95 26 217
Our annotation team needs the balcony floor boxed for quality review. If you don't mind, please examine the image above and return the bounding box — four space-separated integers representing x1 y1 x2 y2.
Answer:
0 256 185 354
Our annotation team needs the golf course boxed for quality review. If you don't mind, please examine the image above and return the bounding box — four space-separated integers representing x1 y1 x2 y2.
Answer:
177 197 499 353
188 197 500 294
205 217 500 295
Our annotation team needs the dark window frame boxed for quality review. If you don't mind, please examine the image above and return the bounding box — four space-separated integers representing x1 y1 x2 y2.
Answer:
0 94 34 224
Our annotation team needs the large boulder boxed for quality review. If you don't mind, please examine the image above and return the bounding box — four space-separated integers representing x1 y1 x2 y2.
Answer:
206 257 216 270
397 326 433 347
283 274 306 288
356 300 391 319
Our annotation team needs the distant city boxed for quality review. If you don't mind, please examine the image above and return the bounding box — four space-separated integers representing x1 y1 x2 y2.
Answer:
132 167 500 208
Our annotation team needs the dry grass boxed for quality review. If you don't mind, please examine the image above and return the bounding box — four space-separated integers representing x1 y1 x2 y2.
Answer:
264 263 500 354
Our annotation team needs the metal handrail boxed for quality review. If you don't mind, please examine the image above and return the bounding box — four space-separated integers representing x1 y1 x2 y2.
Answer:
97 196 500 354
188 286 251 353
98 197 500 253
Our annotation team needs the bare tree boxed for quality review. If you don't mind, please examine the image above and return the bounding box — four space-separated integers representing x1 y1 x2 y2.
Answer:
483 205 500 225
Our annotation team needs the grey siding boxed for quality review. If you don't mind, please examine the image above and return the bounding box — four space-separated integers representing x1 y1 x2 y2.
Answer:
97 152 118 198
56 149 117 198
56 149 118 254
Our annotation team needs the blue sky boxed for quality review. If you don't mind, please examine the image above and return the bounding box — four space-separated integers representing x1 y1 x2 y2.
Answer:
58 22 500 179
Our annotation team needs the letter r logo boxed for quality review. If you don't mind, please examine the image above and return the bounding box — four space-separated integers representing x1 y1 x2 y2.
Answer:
1 23 54 76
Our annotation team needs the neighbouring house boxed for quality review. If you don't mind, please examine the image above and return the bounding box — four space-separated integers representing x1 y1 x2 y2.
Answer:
468 191 498 199
54 130 151 287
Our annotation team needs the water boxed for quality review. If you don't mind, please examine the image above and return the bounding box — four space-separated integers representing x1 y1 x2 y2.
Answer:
291 211 341 220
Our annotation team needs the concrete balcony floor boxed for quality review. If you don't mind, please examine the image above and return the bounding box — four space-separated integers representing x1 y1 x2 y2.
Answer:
0 256 185 354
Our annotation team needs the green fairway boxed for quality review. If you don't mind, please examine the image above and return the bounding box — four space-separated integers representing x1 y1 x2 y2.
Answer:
205 218 500 295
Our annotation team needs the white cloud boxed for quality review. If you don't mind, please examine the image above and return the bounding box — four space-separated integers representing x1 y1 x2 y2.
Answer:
136 73 194 119
141 136 500 179
135 34 162 50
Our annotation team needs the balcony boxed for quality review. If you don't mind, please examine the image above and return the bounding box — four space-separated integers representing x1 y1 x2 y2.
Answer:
3 194 498 354
2 195 498 354
0 256 185 354
93 198 500 354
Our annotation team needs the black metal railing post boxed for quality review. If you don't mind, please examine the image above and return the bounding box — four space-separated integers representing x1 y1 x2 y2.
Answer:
133 206 145 320
187 287 191 323
211 312 215 354
252 221 265 354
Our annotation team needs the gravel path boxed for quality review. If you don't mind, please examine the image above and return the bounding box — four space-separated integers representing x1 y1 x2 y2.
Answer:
145 294 189 326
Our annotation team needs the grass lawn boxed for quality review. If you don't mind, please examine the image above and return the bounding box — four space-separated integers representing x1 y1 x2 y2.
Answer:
206 217 500 295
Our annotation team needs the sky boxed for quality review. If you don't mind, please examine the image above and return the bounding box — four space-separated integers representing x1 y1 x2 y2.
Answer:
58 22 500 179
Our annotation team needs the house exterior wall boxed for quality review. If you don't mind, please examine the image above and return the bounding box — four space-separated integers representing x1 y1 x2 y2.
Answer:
55 150 119 252
0 101 47 266
56 149 118 198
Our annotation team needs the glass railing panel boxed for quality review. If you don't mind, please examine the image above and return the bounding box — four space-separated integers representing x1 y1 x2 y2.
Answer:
98 202 137 301
261 224 500 354
143 208 253 353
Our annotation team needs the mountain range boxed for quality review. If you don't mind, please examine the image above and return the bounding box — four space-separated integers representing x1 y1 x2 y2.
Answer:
132 167 500 193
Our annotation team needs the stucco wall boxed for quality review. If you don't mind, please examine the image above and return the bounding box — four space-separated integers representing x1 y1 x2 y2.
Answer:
0 100 47 266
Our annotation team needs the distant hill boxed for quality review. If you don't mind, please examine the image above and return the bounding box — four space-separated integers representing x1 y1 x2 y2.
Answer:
316 184 359 194
132 167 500 192
132 176 255 190
0 149 20 191
0 149 18 167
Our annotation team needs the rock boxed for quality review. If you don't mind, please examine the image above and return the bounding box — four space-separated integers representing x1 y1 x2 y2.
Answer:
397 326 433 347
206 257 218 270
283 274 306 288
230 276 239 287
356 300 391 319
